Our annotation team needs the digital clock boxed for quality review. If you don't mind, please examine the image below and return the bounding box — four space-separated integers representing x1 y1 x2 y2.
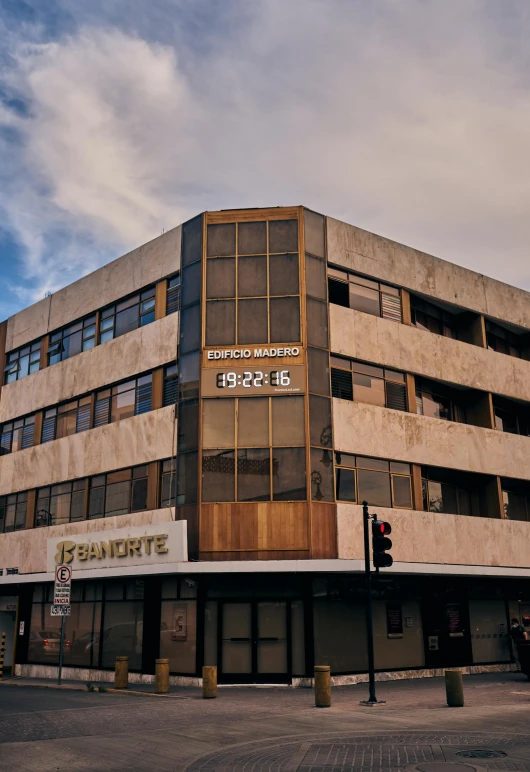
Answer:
216 370 291 388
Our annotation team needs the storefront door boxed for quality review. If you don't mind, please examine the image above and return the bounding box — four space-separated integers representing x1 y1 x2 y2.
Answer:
219 600 289 683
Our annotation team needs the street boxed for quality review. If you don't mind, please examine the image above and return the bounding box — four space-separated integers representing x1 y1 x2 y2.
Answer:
0 672 529 771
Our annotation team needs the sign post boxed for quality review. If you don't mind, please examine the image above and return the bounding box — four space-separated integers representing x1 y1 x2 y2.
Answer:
52 565 71 685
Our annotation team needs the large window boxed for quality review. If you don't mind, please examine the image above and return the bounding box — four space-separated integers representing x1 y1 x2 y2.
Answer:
494 397 529 436
415 377 466 423
334 454 412 508
328 268 402 322
28 580 144 671
201 395 306 502
421 470 472 516
502 486 530 522
4 341 41 384
36 481 86 527
48 316 96 365
94 374 153 427
411 296 458 339
0 492 28 533
0 415 35 455
88 466 148 520
205 220 301 346
486 320 522 359
100 287 156 343
331 356 407 411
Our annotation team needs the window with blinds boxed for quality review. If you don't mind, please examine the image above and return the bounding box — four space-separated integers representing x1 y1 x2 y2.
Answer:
330 355 408 412
0 415 35 454
166 275 180 315
328 267 402 322
163 364 178 406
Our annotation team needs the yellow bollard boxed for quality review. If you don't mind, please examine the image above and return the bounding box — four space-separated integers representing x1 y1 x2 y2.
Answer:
314 665 331 708
202 665 217 698
155 658 170 694
0 632 5 681
445 669 464 707
114 656 129 689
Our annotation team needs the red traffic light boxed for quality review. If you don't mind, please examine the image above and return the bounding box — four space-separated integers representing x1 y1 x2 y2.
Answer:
373 520 391 536
372 519 393 569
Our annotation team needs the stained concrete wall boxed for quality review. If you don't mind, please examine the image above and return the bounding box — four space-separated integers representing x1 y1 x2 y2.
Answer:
337 503 530 568
5 226 181 353
327 217 530 330
330 305 530 403
0 507 175 575
0 406 175 496
333 399 530 481
0 313 178 422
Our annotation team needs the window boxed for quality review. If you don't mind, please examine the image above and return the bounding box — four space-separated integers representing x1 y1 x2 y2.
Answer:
205 220 300 347
166 274 180 315
421 473 471 516
94 374 153 428
163 365 178 406
486 320 522 359
494 399 529 436
415 377 466 423
36 481 86 527
88 466 148 520
411 296 457 339
0 492 28 533
4 341 41 384
201 395 306 502
334 454 412 509
502 488 529 521
0 415 35 454
100 287 155 344
331 357 407 411
328 268 402 322
160 459 176 506
48 316 96 365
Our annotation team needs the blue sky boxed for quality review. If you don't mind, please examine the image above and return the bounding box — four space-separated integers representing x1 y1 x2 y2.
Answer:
2 0 530 320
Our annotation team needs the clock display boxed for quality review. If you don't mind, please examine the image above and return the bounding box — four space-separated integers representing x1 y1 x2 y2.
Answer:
216 370 291 389
201 364 306 397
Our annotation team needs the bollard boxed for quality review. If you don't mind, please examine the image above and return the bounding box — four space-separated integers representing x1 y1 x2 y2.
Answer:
202 665 217 699
314 665 331 708
155 658 170 694
445 669 464 707
0 632 5 681
114 656 129 689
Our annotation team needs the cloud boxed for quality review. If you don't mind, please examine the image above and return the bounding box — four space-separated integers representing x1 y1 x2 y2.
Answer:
2 0 530 315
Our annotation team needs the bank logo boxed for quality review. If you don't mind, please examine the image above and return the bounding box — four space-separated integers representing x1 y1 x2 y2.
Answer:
54 541 76 565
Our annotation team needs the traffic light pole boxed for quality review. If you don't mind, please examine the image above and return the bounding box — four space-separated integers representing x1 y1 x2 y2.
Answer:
361 501 384 705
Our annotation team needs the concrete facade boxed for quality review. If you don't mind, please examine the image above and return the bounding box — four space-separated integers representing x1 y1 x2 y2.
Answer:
0 206 528 685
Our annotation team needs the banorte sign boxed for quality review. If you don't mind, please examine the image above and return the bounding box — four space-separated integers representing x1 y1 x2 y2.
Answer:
54 534 168 564
46 521 187 573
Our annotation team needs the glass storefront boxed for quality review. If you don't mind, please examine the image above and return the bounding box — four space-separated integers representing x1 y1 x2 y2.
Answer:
23 573 527 679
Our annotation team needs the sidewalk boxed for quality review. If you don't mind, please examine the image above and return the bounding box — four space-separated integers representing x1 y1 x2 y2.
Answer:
0 674 198 696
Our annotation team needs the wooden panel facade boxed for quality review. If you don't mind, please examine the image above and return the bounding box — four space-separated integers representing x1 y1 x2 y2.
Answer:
199 502 310 558
310 503 337 559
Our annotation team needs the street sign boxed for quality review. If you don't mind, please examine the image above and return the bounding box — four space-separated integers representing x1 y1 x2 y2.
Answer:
50 605 71 616
54 564 71 605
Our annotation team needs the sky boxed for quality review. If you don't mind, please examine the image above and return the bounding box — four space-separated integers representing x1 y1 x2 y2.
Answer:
1 0 530 320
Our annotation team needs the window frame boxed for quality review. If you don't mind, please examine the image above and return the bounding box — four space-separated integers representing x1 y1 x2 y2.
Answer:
334 454 413 509
4 341 41 384
327 266 402 323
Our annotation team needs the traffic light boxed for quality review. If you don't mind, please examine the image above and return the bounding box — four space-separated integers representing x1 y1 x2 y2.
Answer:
372 519 392 568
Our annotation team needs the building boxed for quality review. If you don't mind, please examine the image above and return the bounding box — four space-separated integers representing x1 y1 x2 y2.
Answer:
0 206 529 684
